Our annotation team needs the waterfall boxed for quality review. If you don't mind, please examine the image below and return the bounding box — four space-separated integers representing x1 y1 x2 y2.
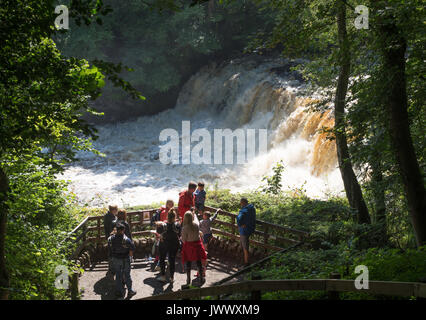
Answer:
60 57 344 207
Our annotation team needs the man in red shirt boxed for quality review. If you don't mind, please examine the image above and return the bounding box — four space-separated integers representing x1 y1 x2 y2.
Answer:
178 182 197 221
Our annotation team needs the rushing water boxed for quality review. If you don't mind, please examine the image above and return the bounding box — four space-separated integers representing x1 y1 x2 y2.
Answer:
60 57 344 207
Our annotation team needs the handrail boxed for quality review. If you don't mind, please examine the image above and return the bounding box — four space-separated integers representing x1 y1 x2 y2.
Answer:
61 216 90 246
140 279 426 300
211 228 284 251
204 205 309 238
205 205 308 250
212 220 300 246
63 205 310 262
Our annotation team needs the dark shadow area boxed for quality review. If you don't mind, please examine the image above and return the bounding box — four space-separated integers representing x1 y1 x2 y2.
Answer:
191 277 206 288
143 277 169 296
80 253 250 299
93 276 116 300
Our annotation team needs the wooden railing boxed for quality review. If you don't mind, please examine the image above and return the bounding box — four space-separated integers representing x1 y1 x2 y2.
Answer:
204 205 308 252
64 206 309 258
64 209 157 258
140 279 426 300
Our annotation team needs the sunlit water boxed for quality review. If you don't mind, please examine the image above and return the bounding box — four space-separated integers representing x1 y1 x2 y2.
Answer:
60 57 344 207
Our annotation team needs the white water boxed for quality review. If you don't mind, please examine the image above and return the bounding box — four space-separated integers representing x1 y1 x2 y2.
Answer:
60 57 344 207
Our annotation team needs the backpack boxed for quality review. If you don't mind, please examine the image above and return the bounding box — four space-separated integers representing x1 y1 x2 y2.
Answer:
109 234 131 257
246 205 256 235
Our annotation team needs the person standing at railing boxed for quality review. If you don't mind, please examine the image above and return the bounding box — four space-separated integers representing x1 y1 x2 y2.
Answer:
104 204 118 240
194 182 206 215
149 200 175 271
157 209 181 284
104 204 118 278
178 182 196 221
181 210 207 286
237 198 256 267
200 209 220 246
158 199 175 222
108 223 137 299
113 209 132 240
197 209 220 278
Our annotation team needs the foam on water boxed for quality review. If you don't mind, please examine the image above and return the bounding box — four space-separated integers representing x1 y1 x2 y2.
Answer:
60 57 344 207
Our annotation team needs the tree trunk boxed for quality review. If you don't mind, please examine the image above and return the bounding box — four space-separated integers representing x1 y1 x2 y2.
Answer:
370 156 387 245
0 167 10 300
377 20 426 247
334 2 371 224
208 0 215 18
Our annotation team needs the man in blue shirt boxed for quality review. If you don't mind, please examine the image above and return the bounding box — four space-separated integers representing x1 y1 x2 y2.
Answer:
108 223 137 299
237 198 256 266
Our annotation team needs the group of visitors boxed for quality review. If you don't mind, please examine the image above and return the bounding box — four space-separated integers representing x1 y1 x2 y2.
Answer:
103 181 256 299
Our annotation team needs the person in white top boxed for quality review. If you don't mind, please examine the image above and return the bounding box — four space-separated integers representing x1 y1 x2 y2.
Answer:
181 210 207 285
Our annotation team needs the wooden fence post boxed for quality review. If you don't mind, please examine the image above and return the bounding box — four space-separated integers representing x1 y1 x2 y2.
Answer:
82 223 87 243
70 271 79 300
231 215 236 235
328 272 341 300
419 278 426 301
263 225 269 246
128 214 132 233
251 274 262 300
97 218 101 242
140 212 144 231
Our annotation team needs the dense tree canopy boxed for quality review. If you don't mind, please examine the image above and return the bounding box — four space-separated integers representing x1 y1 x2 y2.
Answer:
0 0 141 299
246 0 425 245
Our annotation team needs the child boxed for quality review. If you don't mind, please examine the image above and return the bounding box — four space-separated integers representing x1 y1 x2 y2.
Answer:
197 209 220 278
151 220 165 272
159 200 174 222
194 182 206 215
151 200 174 226
199 209 220 246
